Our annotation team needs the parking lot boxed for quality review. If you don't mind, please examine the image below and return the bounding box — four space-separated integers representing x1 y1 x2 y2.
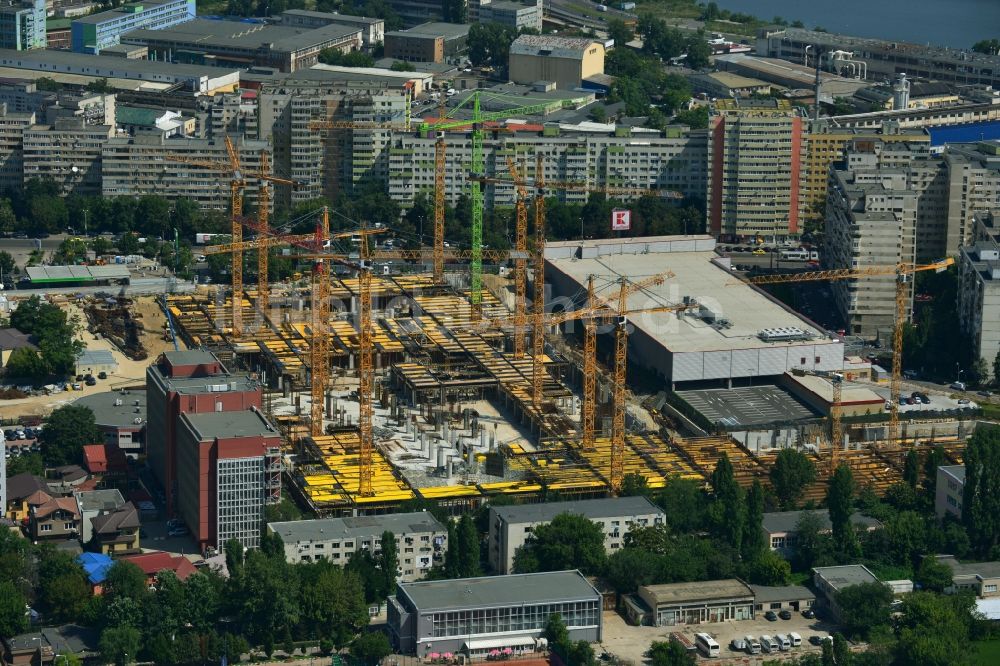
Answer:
600 610 841 664
676 385 818 427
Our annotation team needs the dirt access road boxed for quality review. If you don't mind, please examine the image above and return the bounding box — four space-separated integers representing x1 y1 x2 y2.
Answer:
0 295 182 420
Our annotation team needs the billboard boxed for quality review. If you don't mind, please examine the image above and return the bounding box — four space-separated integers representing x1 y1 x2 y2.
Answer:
611 209 631 231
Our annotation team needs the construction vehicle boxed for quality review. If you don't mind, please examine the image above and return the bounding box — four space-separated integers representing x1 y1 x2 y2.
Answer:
745 258 954 445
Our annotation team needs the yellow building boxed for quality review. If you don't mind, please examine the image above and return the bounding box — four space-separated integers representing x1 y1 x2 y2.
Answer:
803 123 929 222
508 34 605 90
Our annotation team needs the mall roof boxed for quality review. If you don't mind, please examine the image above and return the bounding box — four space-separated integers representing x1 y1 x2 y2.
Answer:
76 350 117 367
26 265 129 283
123 18 360 52
400 570 599 612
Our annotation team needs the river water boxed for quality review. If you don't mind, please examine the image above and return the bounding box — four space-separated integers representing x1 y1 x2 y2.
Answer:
712 0 999 49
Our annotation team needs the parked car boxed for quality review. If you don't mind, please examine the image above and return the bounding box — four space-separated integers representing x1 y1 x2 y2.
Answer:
85 378 96 386
764 611 778 621
167 526 190 537
801 608 815 619
978 390 991 398
98 372 107 379
778 610 792 620
958 398 971 405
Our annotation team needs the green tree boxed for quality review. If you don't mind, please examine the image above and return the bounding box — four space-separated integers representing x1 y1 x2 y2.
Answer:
915 556 953 594
512 513 607 575
827 464 859 559
0 250 14 275
35 77 62 91
390 60 415 71
620 472 649 497
972 39 1000 55
604 547 664 594
835 581 893 640
379 530 398 598
794 511 834 572
543 612 569 647
657 477 708 533
894 591 974 666
318 49 376 67
0 580 28 638
770 448 817 509
457 514 480 578
647 639 696 666
444 519 460 578
832 633 851 666
588 105 609 123
885 511 926 566
6 452 43 476
745 550 791 585
467 22 517 75
903 449 920 489
351 631 392 665
37 547 90 623
709 453 745 557
685 34 711 69
742 479 766 561
6 346 48 379
298 560 368 646
963 426 1000 556
99 626 141 666
607 18 632 47
40 404 100 466
104 561 148 603
673 106 709 129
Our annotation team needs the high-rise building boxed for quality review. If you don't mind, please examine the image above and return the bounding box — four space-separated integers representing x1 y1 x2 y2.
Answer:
176 408 281 551
0 103 35 194
146 351 263 518
22 117 114 196
71 0 195 54
0 0 45 50
707 98 807 240
958 212 1000 372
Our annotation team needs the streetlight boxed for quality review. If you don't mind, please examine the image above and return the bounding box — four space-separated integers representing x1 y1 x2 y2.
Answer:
956 363 964 385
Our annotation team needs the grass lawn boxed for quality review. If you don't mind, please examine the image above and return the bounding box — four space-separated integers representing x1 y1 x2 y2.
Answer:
972 639 1000 665
633 0 702 19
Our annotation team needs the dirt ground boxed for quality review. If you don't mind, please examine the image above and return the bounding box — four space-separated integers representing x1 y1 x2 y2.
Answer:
0 295 183 420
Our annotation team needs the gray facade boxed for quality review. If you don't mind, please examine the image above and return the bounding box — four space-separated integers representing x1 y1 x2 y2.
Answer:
958 214 1000 372
268 512 447 581
75 488 126 544
488 497 664 575
935 464 965 521
637 579 755 627
388 570 602 656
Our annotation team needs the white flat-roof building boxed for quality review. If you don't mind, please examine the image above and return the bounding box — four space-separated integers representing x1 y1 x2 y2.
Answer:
545 236 844 387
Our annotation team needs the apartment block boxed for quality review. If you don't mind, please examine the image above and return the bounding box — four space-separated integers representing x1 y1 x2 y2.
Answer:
488 497 664 575
268 511 447 581
0 0 45 50
258 85 408 206
71 0 195 54
958 212 1000 371
388 126 708 209
707 98 806 240
0 103 34 193
757 28 1000 88
102 134 267 211
146 350 263 518
935 464 965 520
22 118 113 195
176 409 281 551
803 121 929 222
824 156 918 337
474 0 542 32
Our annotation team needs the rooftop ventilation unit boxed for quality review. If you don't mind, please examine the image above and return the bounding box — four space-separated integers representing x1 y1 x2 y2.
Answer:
758 326 810 342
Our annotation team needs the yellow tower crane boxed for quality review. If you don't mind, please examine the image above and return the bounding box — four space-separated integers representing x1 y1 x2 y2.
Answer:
744 258 954 446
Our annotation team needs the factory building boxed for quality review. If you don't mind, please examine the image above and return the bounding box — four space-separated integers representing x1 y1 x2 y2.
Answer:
70 0 195 54
277 10 384 48
488 497 664 574
384 22 469 63
268 512 447 580
508 35 605 90
388 570 602 656
545 236 844 388
176 408 281 551
146 350 263 518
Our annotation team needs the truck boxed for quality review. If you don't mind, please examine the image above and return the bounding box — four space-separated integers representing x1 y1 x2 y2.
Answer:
195 233 221 245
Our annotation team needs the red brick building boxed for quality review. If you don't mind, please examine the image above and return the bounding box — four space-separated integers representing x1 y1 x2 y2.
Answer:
146 351 262 517
176 408 281 552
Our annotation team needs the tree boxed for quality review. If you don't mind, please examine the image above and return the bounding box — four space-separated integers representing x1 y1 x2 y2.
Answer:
607 18 632 47
709 453 745 557
318 49 375 67
99 626 141 666
884 511 926 566
835 582 893 640
972 39 1000 55
378 530 398 598
894 592 974 666
620 472 649 496
903 449 920 489
832 633 851 666
513 513 607 575
915 556 953 594
104 561 147 603
35 77 62 91
390 60 415 71
587 105 608 123
467 22 517 75
770 448 816 509
40 405 100 466
0 580 28 638
6 347 48 379
745 550 791 586
827 464 859 559
351 631 392 665
647 640 696 666
657 477 708 533
963 426 1000 556
444 519 460 578
6 452 43 476
742 480 766 561
0 250 14 275
457 514 480 578
794 511 834 572
685 35 711 69
441 0 466 23
673 106 709 129
605 547 663 594
37 547 90 623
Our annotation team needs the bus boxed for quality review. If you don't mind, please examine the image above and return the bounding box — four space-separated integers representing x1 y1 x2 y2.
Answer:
780 249 809 261
694 633 720 658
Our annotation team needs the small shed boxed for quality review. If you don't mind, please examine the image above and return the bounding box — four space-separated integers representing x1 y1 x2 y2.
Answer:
75 350 118 376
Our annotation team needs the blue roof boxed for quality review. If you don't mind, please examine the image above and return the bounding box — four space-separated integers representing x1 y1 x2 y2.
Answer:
928 121 1000 146
76 552 114 585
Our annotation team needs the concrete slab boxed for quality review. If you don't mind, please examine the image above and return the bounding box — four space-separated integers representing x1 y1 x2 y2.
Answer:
676 385 818 427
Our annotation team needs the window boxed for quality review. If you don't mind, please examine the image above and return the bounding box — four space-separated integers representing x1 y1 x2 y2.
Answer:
64 522 75 530
986 584 997 593
41 524 52 532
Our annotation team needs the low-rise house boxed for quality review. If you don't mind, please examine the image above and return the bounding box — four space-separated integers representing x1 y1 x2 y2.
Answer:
763 510 882 556
626 579 755 627
118 551 197 584
488 496 665 574
813 564 881 620
4 624 99 665
31 496 81 541
750 584 816 614
75 489 125 543
936 556 1000 598
4 472 50 522
77 551 114 595
90 502 140 555
268 511 447 582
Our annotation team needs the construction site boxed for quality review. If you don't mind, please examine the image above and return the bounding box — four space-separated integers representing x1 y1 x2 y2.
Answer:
158 95 972 518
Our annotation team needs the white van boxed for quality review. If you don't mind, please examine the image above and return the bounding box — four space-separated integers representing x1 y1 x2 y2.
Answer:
789 632 802 647
776 634 791 651
760 635 778 654
745 636 761 655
